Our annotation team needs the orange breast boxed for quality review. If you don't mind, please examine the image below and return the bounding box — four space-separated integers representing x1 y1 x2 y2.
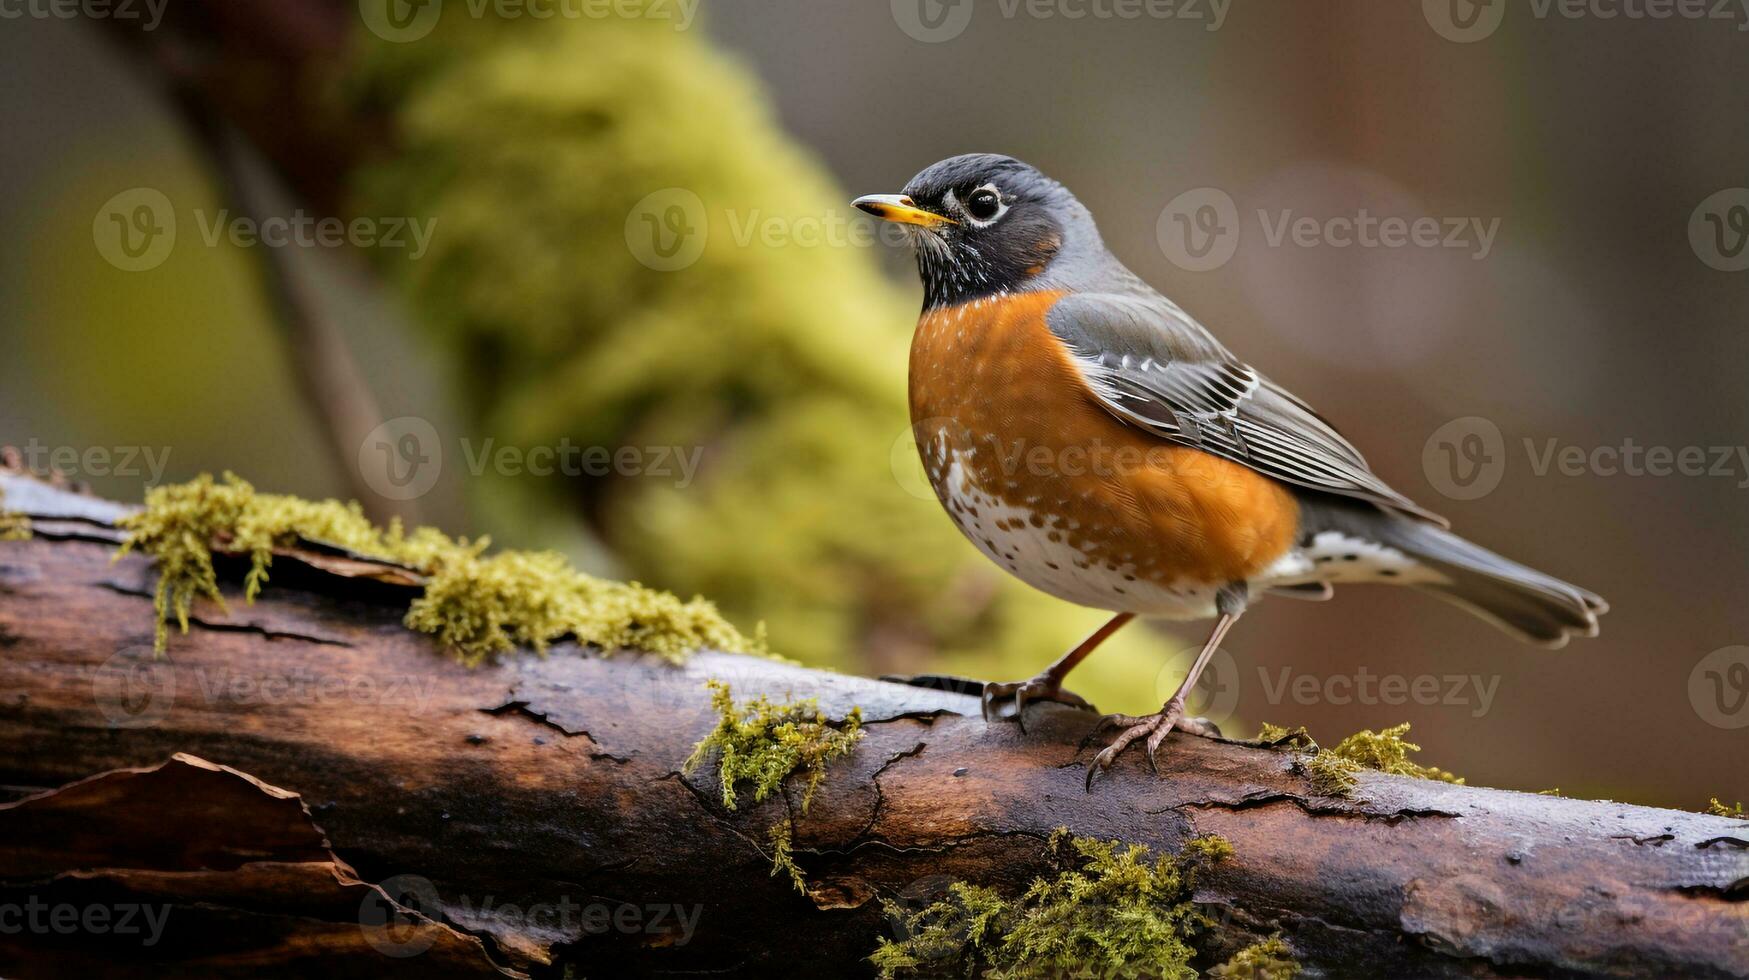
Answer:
908 290 1300 592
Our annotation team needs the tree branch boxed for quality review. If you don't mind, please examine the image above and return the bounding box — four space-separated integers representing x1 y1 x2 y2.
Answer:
0 473 1744 978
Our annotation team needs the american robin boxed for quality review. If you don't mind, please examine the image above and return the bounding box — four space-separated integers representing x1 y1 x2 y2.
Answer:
854 154 1606 789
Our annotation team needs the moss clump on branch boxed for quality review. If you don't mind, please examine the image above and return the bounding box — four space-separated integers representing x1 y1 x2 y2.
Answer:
684 680 864 812
0 488 28 541
1303 752 1364 797
1326 724 1464 784
1210 935 1301 980
871 830 1235 980
683 680 864 891
1255 722 1292 743
1257 722 1462 797
1705 798 1746 819
1253 723 1316 750
116 473 755 662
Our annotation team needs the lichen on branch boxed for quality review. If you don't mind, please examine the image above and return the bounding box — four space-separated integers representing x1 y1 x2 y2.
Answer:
115 473 756 662
870 830 1250 980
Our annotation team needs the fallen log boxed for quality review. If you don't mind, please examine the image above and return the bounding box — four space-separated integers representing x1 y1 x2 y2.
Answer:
0 473 1744 978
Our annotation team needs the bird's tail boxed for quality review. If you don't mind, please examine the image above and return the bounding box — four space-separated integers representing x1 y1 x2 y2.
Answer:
1304 502 1607 648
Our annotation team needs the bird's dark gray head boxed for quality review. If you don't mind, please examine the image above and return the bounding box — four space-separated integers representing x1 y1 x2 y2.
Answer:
855 154 1100 310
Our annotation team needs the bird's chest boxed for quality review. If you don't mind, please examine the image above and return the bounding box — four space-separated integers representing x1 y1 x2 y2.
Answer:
906 291 1298 615
908 291 1080 465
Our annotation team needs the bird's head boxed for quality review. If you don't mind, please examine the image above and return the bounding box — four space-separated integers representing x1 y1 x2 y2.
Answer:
855 153 1097 309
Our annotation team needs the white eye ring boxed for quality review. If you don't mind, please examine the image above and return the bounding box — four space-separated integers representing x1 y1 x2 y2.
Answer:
961 183 1007 226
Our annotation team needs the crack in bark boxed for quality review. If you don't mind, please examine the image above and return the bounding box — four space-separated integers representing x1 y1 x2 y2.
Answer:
1674 882 1749 902
180 616 354 647
479 701 632 763
1155 792 1460 825
1612 833 1676 847
653 770 779 865
816 827 1055 860
8 524 125 547
861 708 959 726
1696 835 1749 850
849 741 929 846
96 581 353 646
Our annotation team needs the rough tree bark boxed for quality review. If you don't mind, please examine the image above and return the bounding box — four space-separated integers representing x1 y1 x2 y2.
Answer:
0 472 1745 979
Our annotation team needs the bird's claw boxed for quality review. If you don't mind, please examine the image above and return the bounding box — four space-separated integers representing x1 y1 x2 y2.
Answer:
980 675 1093 732
1082 698 1221 791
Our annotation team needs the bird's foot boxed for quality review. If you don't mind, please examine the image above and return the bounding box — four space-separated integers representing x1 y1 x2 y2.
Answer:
1082 696 1222 790
980 673 1094 732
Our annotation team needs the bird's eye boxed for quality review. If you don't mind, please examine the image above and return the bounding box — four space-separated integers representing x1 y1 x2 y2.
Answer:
966 187 1002 221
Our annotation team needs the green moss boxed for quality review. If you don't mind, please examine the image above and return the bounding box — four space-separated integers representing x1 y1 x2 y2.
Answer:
1253 723 1317 750
1210 936 1301 980
871 829 1234 980
404 546 751 666
683 680 864 892
767 822 805 892
0 488 28 541
684 680 864 813
116 473 755 662
1705 798 1746 819
1304 753 1362 798
1264 723 1461 798
1327 724 1464 785
871 881 1009 977
1255 722 1290 743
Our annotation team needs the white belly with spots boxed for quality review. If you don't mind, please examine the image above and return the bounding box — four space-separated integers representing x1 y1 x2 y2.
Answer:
931 449 1225 619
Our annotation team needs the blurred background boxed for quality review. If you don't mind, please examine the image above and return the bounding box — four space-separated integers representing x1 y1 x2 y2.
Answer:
1 0 1745 809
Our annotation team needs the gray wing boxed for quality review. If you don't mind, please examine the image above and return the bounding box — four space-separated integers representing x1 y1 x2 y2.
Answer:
1046 292 1448 527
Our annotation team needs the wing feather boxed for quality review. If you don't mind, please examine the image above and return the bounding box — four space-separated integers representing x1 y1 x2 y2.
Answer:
1046 292 1447 527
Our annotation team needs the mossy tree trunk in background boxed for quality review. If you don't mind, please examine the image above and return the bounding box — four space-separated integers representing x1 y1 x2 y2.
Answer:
1 474 1744 979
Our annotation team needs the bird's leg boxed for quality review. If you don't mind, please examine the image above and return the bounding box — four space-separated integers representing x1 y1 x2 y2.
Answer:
1084 586 1247 790
982 612 1134 731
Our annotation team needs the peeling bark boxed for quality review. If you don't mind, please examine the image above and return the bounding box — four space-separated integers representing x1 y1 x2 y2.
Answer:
0 754 512 978
0 473 1745 978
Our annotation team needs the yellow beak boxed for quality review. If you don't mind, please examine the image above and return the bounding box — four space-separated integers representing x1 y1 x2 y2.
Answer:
852 194 956 228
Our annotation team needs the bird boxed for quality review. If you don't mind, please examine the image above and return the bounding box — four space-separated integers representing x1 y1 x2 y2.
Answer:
853 154 1606 789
